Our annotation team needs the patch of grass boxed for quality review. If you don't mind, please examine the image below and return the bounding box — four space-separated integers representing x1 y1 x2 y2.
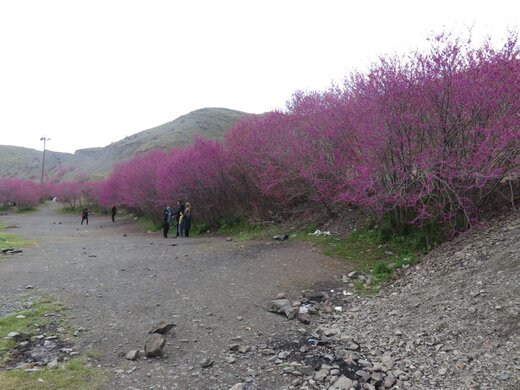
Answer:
192 222 211 235
83 350 103 360
57 206 80 215
301 226 420 290
0 225 35 250
15 206 37 213
0 296 105 389
136 216 160 232
217 217 276 240
0 359 105 390
373 262 392 277
0 298 65 366
369 213 446 253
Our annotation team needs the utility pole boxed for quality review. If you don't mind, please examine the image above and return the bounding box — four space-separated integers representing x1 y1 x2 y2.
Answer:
40 137 50 186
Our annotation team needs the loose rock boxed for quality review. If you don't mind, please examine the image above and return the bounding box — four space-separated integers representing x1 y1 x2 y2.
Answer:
144 333 166 358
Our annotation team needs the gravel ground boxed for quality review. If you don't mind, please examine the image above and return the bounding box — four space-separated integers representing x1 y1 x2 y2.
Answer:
283 210 519 390
0 203 345 389
1 204 518 390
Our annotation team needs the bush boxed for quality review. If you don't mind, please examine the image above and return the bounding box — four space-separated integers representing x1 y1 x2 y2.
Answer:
87 31 519 237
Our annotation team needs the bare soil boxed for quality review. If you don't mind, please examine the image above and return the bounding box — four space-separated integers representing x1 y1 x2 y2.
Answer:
0 203 346 389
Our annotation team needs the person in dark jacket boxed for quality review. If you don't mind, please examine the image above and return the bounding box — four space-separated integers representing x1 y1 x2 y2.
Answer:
111 205 117 222
183 202 192 237
163 205 173 238
81 208 91 225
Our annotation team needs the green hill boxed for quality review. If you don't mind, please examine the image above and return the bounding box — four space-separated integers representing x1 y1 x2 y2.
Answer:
0 107 249 181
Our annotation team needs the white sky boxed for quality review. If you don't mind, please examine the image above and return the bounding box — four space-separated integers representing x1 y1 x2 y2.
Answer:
0 1 518 153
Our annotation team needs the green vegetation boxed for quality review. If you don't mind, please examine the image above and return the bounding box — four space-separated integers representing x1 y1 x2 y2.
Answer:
0 225 34 250
83 350 103 360
56 206 79 214
300 225 429 290
0 359 105 390
0 298 65 366
0 203 11 211
192 222 211 235
0 296 105 389
136 216 160 232
0 205 37 213
216 217 276 240
320 228 419 268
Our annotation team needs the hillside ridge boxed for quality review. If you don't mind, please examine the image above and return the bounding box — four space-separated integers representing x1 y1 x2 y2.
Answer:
0 107 249 181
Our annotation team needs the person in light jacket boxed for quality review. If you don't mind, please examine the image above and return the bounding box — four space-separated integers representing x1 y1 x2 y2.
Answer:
174 200 185 237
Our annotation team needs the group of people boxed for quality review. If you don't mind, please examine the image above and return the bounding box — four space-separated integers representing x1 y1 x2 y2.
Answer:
163 200 192 238
79 202 192 239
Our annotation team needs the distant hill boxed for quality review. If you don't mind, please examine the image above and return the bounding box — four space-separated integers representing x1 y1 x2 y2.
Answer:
0 107 249 181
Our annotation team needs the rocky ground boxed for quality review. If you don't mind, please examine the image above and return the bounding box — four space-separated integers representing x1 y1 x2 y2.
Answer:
1 204 519 389
260 211 519 390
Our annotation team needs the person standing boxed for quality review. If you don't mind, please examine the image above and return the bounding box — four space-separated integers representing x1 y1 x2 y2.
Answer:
174 200 186 238
163 205 173 238
111 205 117 222
183 202 192 237
81 208 90 225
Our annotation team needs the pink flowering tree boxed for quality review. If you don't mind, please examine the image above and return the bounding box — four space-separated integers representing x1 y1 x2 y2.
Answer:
88 31 518 234
157 137 240 224
52 181 84 208
225 112 314 209
97 150 167 221
225 32 519 231
337 32 520 229
0 179 42 209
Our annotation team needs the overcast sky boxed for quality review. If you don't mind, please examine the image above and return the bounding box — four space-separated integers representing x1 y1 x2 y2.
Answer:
0 1 518 153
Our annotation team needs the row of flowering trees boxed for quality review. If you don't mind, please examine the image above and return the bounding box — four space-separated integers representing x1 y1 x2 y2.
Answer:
2 33 518 232
96 139 245 224
102 33 518 230
0 179 42 210
223 33 520 229
0 179 99 210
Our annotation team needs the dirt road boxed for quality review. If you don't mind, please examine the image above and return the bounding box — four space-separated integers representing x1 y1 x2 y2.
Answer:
0 203 345 389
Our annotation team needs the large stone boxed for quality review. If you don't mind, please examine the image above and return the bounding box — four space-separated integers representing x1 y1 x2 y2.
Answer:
266 298 292 316
381 354 395 369
297 314 311 324
277 350 291 359
300 365 315 376
148 320 176 335
126 350 139 360
200 357 214 368
302 290 329 302
314 366 330 382
43 340 58 350
144 333 166 357
229 384 244 390
8 332 30 342
286 306 299 319
329 375 355 389
46 358 59 369
384 373 396 388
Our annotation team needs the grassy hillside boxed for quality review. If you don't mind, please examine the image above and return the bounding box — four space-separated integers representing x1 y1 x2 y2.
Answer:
0 145 86 182
0 107 249 181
